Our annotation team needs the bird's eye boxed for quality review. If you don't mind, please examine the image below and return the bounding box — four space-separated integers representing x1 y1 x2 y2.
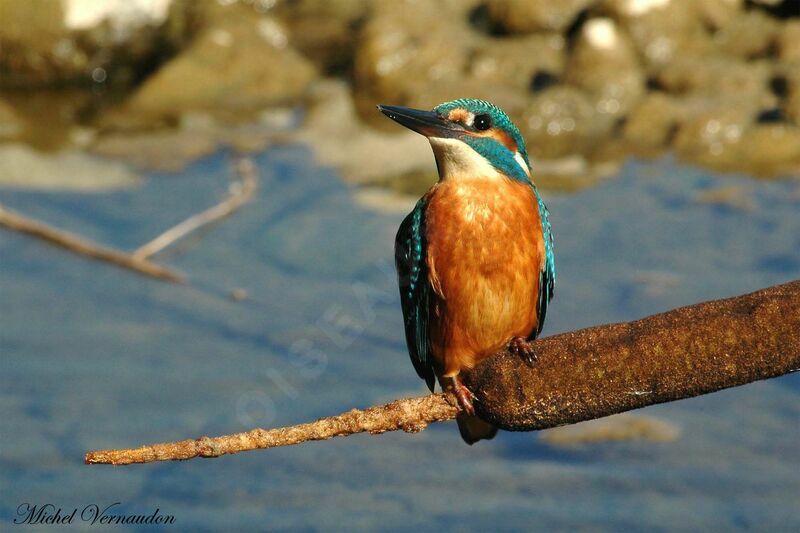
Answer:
474 114 492 131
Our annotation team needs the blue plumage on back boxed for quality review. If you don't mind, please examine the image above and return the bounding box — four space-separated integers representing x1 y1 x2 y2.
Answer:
533 186 555 335
395 197 436 391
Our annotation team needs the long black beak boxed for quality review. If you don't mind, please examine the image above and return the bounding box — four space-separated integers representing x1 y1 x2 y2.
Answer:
377 104 463 138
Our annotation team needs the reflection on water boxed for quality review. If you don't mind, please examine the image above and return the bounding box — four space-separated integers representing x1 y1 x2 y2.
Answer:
1 147 798 530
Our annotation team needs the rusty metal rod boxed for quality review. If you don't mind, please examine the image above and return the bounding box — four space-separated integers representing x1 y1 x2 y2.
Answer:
466 279 800 430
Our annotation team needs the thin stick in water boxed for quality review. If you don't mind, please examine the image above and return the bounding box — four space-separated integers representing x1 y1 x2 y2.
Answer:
133 158 258 260
0 204 184 283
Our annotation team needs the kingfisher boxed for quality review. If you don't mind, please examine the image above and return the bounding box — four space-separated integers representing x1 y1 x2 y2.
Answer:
379 98 555 444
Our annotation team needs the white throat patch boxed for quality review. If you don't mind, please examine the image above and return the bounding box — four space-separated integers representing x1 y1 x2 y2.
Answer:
515 151 531 177
429 138 501 181
428 137 530 181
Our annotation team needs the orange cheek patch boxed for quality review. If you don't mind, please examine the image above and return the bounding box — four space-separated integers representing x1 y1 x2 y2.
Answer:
447 108 470 122
472 129 518 152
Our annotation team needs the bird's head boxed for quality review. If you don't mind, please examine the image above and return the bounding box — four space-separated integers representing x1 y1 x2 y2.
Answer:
378 98 531 183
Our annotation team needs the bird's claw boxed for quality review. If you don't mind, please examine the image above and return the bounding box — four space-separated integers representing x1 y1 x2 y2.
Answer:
510 336 538 368
450 378 476 416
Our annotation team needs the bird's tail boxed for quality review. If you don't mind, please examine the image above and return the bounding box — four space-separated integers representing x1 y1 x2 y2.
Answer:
456 413 498 445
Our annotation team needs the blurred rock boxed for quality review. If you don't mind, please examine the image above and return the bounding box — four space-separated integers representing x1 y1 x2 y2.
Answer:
696 0 745 31
276 0 370 75
0 0 174 87
531 71 560 93
673 108 750 171
602 0 712 73
117 9 316 123
624 92 765 154
292 79 436 186
91 128 217 172
0 89 95 151
775 21 800 63
694 184 755 211
622 92 681 149
0 99 23 140
565 17 645 119
0 1 65 86
540 413 680 445
469 33 566 90
91 107 297 171
737 124 800 176
748 1 800 20
755 107 787 124
656 56 774 116
352 188 416 214
712 9 778 59
213 110 297 153
520 86 613 160
353 0 475 114
0 143 140 190
485 0 595 33
531 156 620 191
782 68 800 125
69 126 98 148
2 0 800 183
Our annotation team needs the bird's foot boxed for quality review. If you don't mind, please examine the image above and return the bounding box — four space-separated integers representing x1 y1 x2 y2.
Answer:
509 336 538 368
447 376 476 416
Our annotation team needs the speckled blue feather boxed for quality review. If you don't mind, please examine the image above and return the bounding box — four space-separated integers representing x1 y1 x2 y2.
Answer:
534 186 555 335
395 197 436 391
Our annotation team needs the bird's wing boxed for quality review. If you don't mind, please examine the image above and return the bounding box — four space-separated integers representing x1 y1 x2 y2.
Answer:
395 197 436 392
532 184 556 337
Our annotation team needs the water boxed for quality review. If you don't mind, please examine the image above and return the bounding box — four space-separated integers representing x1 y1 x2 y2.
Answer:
2 147 799 531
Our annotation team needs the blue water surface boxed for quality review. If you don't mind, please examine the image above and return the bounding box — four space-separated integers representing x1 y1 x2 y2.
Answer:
1 147 799 531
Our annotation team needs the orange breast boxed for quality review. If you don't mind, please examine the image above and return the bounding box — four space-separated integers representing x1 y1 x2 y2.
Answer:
424 178 544 376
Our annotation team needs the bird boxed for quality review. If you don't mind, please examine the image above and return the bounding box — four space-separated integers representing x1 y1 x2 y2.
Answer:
378 98 555 444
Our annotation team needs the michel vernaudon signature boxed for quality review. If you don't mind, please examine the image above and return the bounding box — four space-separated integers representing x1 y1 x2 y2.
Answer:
13 502 175 526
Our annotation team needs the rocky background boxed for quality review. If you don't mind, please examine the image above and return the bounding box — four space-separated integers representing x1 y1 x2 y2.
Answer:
1 0 799 192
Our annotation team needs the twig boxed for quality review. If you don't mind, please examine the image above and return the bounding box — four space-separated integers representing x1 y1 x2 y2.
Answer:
86 395 458 465
0 204 184 283
0 157 259 283
86 279 800 465
132 158 258 260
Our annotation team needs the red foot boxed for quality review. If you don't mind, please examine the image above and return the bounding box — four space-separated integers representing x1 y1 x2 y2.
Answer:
509 336 538 368
449 376 476 416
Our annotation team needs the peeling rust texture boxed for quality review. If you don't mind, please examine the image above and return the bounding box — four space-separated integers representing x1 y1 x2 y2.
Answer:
464 280 800 432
